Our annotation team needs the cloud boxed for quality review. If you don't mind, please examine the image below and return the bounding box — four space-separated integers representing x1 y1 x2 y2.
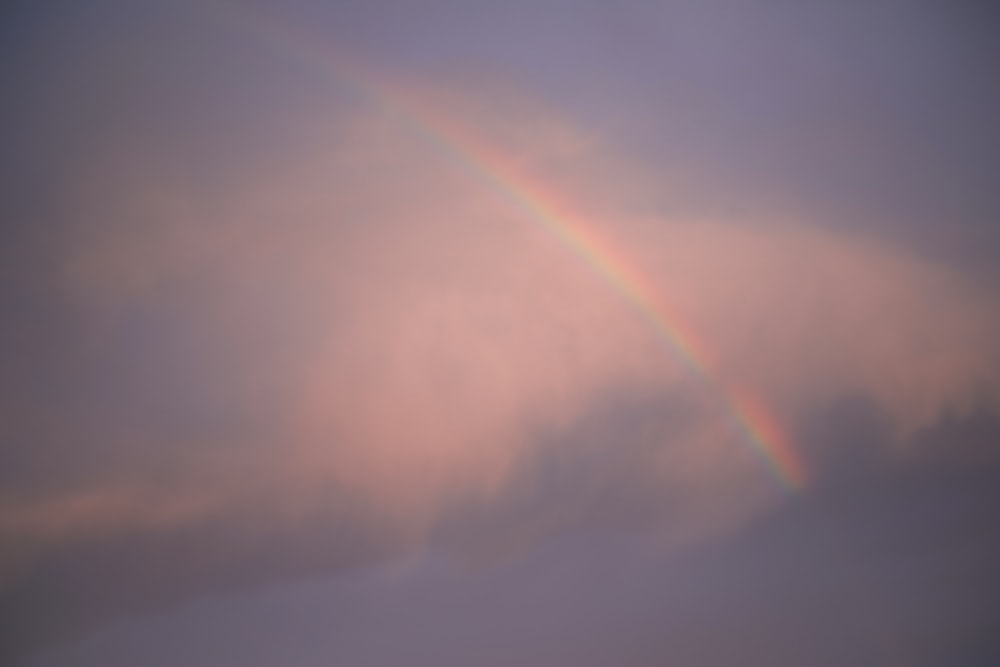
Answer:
2 78 1000 660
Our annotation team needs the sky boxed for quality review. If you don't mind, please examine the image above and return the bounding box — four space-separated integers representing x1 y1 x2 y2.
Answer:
2 1 1000 665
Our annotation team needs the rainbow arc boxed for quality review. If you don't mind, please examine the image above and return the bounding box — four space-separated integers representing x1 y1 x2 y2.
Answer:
227 9 808 490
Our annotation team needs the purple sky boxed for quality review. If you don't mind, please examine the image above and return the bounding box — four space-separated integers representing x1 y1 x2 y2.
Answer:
3 1 1000 665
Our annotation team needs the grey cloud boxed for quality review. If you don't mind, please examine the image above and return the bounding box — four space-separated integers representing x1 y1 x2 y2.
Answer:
23 413 1000 667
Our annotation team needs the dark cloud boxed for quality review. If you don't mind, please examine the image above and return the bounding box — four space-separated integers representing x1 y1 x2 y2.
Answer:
20 411 1000 667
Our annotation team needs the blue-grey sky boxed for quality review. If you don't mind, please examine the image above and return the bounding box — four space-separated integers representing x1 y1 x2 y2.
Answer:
2 1 1000 665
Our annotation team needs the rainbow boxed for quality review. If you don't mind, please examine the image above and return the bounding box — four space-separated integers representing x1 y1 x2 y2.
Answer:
224 9 808 490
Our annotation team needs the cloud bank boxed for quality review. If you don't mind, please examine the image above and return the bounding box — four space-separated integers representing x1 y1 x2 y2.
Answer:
3 79 1000 659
